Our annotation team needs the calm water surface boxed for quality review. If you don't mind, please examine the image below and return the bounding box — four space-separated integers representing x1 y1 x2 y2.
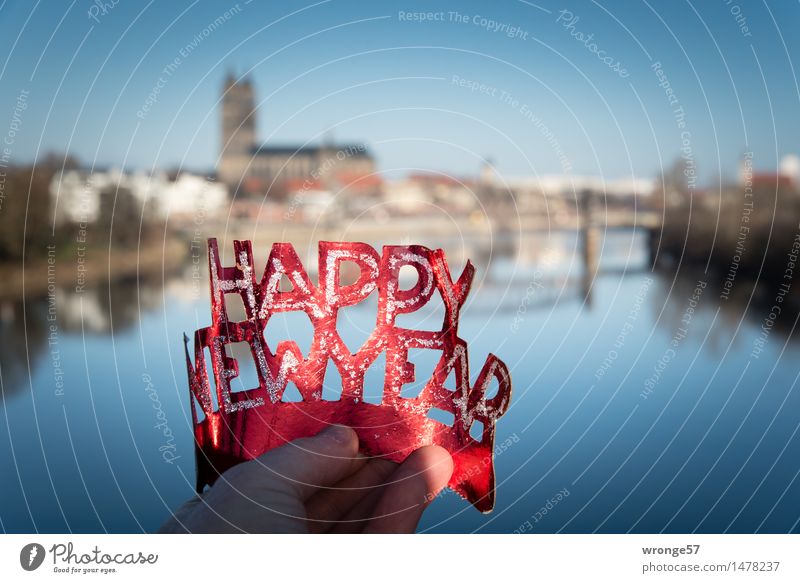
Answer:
2 229 799 533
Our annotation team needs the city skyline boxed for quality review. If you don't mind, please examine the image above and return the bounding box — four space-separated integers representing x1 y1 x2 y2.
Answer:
0 1 798 184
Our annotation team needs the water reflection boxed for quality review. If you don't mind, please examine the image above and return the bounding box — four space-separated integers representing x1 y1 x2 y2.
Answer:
1 229 799 533
653 267 800 354
0 297 49 399
3 229 799 401
0 276 165 399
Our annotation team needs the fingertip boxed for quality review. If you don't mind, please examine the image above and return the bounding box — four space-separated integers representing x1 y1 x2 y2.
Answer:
411 445 454 499
361 445 454 533
318 424 359 450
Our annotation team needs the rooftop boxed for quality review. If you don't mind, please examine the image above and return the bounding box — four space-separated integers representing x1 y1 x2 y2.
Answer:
251 143 371 158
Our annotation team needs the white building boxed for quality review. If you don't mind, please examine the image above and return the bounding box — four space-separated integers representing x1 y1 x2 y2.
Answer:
50 169 228 224
156 173 229 218
779 154 800 186
504 174 656 198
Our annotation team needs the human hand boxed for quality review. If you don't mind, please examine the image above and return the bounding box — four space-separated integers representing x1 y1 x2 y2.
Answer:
159 425 454 533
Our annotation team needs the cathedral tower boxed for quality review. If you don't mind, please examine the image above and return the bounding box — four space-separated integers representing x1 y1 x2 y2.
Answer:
221 73 256 156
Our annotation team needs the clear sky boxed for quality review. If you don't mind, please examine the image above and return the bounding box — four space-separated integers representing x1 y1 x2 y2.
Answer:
0 0 798 184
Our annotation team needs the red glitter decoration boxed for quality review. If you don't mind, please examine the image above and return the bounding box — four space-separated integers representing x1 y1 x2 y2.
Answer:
185 239 512 512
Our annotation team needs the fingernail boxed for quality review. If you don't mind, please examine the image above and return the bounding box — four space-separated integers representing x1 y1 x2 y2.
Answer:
321 424 354 445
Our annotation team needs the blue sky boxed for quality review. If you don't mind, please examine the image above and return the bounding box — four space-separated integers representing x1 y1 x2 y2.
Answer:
0 0 797 183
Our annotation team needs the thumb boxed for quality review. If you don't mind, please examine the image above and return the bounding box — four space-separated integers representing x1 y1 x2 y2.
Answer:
235 424 365 500
364 445 454 533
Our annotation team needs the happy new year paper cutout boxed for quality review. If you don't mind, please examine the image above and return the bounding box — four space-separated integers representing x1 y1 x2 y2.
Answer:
185 239 512 512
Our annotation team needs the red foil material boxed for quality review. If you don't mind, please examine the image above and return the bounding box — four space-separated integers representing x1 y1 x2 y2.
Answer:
185 239 512 512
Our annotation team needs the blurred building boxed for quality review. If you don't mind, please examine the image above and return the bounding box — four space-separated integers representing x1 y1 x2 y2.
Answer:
383 173 478 214
218 74 377 196
49 169 228 224
738 153 799 191
779 154 800 185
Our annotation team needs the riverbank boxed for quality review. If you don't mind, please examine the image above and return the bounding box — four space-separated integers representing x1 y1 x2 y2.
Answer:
0 237 187 300
652 184 800 280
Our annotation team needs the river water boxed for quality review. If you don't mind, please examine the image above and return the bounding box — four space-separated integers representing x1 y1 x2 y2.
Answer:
1 228 798 533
